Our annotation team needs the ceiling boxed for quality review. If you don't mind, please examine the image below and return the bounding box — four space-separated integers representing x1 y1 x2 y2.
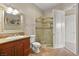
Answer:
3 3 76 12
34 3 59 11
34 3 76 11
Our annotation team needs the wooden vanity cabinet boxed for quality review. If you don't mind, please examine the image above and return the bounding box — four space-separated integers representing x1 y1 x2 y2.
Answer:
0 37 31 56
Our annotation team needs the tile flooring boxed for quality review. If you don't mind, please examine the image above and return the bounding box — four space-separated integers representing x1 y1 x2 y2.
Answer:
29 48 77 56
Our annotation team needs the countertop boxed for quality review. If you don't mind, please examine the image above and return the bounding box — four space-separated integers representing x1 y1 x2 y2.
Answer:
0 35 30 44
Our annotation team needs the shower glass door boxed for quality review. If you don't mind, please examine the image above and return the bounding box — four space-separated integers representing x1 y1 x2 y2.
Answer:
36 17 53 47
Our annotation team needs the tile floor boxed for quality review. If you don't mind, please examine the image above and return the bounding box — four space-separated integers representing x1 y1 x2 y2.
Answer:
29 48 77 56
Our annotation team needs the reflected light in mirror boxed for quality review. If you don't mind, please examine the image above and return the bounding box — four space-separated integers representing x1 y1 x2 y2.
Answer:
6 7 13 13
6 7 19 15
12 9 19 15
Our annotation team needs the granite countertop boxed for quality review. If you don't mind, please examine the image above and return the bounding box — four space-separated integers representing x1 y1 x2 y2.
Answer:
0 35 30 44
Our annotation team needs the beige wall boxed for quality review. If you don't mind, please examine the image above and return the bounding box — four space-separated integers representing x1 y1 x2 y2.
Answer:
0 6 4 32
23 4 43 35
43 9 53 17
65 5 76 16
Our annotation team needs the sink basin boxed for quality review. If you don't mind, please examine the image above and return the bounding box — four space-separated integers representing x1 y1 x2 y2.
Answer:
6 36 17 40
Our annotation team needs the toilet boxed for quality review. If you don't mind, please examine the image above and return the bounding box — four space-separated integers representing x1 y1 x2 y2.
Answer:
30 35 41 53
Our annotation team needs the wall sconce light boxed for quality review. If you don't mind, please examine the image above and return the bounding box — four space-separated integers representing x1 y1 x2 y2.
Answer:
6 7 19 15
12 9 19 15
6 7 13 13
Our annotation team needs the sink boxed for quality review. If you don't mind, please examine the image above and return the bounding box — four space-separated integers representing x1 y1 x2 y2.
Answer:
5 36 17 40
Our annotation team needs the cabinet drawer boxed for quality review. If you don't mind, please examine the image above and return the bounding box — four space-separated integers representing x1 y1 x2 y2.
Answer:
0 46 16 56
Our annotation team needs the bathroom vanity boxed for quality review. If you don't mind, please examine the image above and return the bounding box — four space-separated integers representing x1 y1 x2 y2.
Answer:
0 36 31 56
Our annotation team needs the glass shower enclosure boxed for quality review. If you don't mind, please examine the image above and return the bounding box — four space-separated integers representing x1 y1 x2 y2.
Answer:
36 17 53 47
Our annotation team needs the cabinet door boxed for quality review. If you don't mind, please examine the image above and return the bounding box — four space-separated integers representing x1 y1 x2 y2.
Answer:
0 46 16 56
16 42 24 56
16 39 30 56
22 39 30 56
23 39 30 49
0 38 30 56
0 42 17 56
24 48 32 56
24 48 30 56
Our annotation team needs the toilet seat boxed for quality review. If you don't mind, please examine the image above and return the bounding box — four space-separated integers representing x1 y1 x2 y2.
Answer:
32 42 41 46
32 42 41 48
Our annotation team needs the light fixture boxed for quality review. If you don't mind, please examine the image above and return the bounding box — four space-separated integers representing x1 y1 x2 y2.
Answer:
6 7 19 15
6 7 13 13
12 9 19 15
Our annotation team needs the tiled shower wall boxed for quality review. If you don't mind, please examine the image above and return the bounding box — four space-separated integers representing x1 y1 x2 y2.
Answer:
36 17 53 47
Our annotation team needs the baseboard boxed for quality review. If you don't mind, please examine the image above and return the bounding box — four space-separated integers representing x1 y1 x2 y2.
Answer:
53 45 65 48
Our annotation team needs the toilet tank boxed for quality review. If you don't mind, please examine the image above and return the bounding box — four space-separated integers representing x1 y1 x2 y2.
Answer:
30 35 36 43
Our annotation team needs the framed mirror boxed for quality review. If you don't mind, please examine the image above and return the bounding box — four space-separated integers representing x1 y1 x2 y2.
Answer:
3 12 24 32
0 5 24 33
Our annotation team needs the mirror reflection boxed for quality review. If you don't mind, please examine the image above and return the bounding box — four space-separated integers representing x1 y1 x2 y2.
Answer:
0 5 24 33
